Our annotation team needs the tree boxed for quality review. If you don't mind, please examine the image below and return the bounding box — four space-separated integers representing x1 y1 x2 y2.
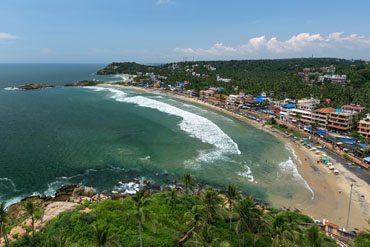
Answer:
182 173 197 200
306 224 337 247
23 199 37 247
190 224 219 247
131 190 152 247
199 186 223 225
0 201 9 247
166 189 177 209
223 184 241 242
270 211 302 247
92 224 119 247
234 196 263 247
311 120 320 142
352 219 370 247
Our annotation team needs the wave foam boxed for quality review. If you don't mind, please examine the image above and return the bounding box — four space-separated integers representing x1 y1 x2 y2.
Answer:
237 164 254 182
278 157 314 199
124 95 241 157
0 177 18 192
85 86 242 164
3 87 19 91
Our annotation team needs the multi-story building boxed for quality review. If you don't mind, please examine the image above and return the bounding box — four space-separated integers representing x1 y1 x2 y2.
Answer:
327 110 355 132
226 94 243 106
295 98 320 111
341 105 365 114
312 107 336 129
290 108 313 125
318 74 347 84
358 113 370 139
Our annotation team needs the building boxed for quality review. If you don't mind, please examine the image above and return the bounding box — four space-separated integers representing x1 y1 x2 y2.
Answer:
312 107 336 129
295 98 320 111
279 104 296 121
341 105 365 114
216 75 231 83
290 108 313 126
318 75 347 84
226 94 243 106
358 113 370 139
327 110 355 132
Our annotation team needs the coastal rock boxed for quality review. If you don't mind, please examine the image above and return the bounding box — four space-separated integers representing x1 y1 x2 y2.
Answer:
17 83 55 90
64 80 102 87
53 184 78 201
72 186 95 197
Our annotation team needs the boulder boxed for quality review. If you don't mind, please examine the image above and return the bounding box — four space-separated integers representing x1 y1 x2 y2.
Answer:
17 83 55 90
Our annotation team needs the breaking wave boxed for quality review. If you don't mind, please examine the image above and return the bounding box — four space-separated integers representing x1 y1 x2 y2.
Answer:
0 177 18 192
3 87 19 91
85 86 242 165
279 144 315 199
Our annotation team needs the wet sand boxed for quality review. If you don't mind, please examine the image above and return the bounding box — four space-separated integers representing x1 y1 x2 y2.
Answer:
99 84 370 230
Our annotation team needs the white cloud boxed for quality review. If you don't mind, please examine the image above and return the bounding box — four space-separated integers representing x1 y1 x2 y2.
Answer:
174 32 370 58
156 0 172 5
0 32 17 39
174 43 236 56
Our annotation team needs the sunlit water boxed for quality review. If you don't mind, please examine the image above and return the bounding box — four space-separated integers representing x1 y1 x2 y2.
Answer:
0 64 313 207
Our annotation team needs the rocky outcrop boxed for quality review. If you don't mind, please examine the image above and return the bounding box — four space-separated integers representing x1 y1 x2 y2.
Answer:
17 83 55 90
64 80 102 87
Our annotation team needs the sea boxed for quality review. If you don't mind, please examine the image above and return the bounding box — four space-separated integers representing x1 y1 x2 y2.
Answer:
0 63 314 208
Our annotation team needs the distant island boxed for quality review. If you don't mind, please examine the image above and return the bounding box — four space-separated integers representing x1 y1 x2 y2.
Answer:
16 83 55 90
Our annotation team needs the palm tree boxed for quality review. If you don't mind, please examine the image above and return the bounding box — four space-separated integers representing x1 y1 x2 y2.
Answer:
92 224 119 247
181 205 205 247
0 201 9 247
199 186 223 225
270 211 302 247
131 190 152 247
234 196 263 247
23 199 37 247
223 184 241 242
306 224 337 247
190 224 218 247
182 173 197 200
311 120 320 142
352 219 370 247
166 189 177 209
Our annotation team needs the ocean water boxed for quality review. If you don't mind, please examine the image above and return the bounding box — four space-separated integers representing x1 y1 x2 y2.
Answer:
0 64 313 207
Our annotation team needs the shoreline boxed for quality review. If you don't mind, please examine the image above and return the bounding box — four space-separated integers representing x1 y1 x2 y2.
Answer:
99 83 370 230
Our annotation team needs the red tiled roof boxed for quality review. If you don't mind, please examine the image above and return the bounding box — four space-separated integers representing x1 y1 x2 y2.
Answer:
328 124 348 130
314 107 336 114
342 105 365 110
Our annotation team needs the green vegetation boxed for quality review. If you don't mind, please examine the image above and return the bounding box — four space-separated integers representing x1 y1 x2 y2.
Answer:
4 177 363 247
99 58 370 109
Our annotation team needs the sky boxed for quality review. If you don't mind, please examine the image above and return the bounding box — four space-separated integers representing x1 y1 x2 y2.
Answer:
1 0 370 63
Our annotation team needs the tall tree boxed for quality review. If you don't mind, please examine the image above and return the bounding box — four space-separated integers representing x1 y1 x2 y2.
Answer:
199 186 223 225
182 173 197 200
166 189 177 209
270 212 302 247
223 184 241 242
131 190 152 247
92 224 119 247
23 199 37 247
0 201 9 247
234 196 263 247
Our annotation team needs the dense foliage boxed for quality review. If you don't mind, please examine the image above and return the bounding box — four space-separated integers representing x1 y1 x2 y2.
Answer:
99 58 370 109
5 176 354 247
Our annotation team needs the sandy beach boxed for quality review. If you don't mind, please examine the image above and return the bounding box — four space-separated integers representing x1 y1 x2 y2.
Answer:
99 84 370 231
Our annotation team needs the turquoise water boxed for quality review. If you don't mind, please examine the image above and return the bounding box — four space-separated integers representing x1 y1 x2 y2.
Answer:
0 64 313 207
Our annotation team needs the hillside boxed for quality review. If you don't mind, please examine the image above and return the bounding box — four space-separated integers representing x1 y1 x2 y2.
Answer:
3 177 369 247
